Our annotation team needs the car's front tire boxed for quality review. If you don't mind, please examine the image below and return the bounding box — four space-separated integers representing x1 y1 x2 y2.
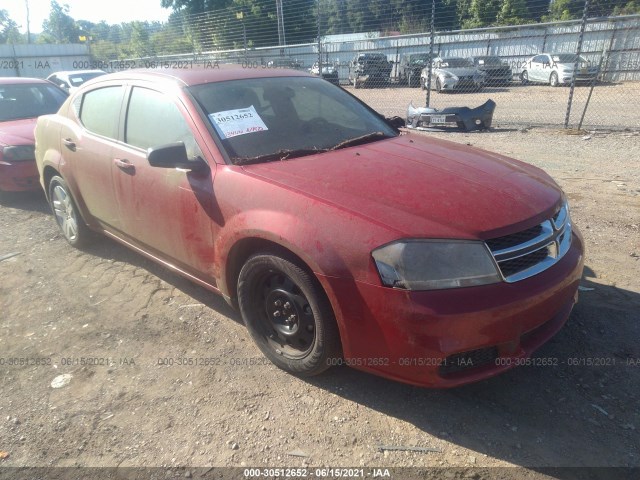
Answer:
48 175 90 248
237 253 341 376
550 72 559 87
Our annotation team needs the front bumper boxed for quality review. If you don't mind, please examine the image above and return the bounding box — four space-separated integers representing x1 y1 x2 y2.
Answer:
0 160 40 192
319 229 584 388
441 77 483 91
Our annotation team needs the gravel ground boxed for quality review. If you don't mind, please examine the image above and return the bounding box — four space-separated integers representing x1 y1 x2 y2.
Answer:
0 127 639 478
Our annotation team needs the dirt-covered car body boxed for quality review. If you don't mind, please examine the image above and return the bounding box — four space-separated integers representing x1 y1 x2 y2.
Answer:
35 67 583 388
519 53 599 86
0 77 67 193
421 57 486 92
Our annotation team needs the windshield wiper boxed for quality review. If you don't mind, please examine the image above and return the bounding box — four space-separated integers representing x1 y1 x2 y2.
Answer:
233 148 328 166
330 132 390 151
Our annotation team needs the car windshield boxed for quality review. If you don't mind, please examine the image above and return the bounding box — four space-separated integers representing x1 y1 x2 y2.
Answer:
552 54 586 64
475 56 503 65
189 76 397 164
409 54 429 64
0 83 67 122
68 72 104 86
440 58 473 68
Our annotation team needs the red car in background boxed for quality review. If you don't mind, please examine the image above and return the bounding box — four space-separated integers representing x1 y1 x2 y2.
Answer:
34 67 584 387
0 77 67 195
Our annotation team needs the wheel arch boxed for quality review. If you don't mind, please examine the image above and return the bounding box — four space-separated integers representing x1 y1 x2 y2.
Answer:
42 165 60 201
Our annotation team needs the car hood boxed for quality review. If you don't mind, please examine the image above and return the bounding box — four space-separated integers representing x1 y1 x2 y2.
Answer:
0 118 36 147
243 135 561 239
437 67 479 76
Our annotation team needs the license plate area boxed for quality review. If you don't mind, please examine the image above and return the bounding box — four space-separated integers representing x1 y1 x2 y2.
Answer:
429 115 447 124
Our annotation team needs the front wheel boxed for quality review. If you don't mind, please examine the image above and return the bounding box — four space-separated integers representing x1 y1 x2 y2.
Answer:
48 175 90 247
237 253 341 376
550 72 559 87
435 78 443 93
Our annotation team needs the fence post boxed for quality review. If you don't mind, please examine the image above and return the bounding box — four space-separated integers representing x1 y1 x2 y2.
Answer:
564 0 590 128
317 0 322 73
425 0 435 107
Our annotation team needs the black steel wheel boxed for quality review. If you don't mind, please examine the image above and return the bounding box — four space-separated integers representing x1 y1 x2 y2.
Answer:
237 253 341 376
48 175 89 247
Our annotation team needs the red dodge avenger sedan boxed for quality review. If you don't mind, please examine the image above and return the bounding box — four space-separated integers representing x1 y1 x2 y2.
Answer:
35 67 584 387
0 77 67 194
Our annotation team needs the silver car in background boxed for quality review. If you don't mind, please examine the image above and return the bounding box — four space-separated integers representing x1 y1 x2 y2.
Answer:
420 57 485 92
519 53 599 86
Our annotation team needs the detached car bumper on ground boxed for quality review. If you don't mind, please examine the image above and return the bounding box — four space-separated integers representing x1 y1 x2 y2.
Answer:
35 66 584 388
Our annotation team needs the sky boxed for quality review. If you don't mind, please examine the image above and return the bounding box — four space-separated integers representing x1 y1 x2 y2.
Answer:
3 0 172 33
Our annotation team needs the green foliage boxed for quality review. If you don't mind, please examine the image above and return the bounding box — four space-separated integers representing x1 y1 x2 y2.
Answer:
497 0 530 25
41 1 80 43
1 9 22 44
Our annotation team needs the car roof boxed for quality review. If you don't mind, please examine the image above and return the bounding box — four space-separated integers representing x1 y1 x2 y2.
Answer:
0 77 50 85
49 70 105 77
85 65 311 88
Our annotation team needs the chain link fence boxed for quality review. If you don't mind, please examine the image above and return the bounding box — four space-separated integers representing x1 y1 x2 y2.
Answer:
5 0 639 130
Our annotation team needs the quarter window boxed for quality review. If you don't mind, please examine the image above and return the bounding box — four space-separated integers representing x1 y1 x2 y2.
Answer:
79 86 124 139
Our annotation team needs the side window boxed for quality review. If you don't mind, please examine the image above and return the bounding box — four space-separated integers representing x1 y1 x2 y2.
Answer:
125 87 200 158
79 86 124 139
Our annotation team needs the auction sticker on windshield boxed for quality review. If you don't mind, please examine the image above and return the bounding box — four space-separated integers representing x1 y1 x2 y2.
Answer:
208 105 268 139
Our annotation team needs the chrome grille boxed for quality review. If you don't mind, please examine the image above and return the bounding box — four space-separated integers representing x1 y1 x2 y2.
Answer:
486 201 572 283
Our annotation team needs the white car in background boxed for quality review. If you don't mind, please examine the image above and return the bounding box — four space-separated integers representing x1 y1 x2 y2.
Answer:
519 54 599 86
46 70 106 93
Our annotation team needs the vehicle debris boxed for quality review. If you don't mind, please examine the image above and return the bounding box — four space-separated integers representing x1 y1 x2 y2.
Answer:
406 99 496 131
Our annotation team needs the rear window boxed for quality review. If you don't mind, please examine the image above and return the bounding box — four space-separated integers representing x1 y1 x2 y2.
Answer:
79 86 124 139
0 83 67 122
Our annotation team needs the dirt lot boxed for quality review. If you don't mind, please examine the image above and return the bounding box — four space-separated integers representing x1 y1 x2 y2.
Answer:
1 127 639 477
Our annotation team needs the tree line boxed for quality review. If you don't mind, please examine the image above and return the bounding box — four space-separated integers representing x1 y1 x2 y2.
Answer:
1 0 638 59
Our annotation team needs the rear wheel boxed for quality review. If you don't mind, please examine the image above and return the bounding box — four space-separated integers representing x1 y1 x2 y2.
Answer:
520 71 529 84
237 253 341 376
48 175 89 247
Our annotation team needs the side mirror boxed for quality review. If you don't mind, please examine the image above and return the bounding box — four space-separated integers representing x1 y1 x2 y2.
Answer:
148 142 208 173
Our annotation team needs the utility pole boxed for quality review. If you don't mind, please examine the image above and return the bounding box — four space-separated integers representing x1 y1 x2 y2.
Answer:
276 0 286 54
426 0 435 107
25 0 31 44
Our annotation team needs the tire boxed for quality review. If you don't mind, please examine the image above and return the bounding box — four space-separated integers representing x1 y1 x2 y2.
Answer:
352 76 359 89
237 253 341 376
48 175 89 247
550 72 559 87
520 71 529 85
420 77 426 90
435 78 442 93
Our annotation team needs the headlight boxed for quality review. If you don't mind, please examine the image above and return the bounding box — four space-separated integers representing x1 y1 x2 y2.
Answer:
372 240 502 290
2 145 36 162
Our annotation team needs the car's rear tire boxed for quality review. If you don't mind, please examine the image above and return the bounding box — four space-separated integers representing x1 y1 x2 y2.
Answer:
436 78 443 93
520 71 529 84
237 253 341 376
48 175 89 248
550 72 559 87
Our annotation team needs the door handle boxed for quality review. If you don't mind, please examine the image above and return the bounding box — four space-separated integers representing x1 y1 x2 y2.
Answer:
114 158 135 172
63 138 76 151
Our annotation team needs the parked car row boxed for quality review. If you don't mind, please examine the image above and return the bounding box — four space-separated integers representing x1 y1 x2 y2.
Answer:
2 65 584 389
318 51 600 91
